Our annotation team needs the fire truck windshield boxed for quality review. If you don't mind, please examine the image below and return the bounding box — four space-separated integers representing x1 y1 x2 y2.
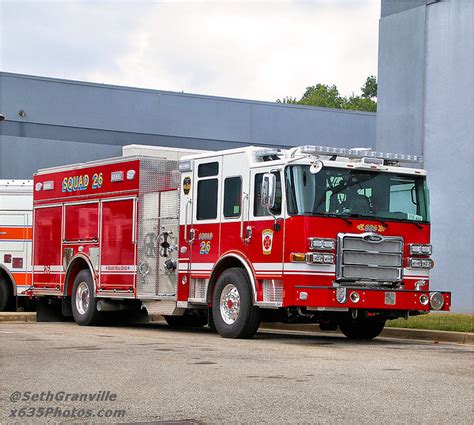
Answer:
285 165 430 223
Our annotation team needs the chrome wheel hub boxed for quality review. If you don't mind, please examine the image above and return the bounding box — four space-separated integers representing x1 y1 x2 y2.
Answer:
220 284 240 325
75 281 90 315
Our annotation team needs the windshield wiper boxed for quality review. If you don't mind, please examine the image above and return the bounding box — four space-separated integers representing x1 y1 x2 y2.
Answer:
311 212 352 225
330 214 352 225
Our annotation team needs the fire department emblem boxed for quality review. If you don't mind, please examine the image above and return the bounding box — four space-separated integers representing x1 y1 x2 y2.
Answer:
262 229 274 256
357 223 386 233
182 177 191 195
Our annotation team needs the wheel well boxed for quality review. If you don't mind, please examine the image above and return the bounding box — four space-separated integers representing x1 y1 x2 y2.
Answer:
64 257 94 297
0 266 14 295
206 256 255 304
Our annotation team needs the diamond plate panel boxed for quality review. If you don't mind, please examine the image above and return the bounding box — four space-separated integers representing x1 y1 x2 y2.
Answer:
136 158 180 298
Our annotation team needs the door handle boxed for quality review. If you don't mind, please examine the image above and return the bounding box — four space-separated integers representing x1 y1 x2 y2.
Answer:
244 226 253 243
184 198 193 243
189 228 196 244
240 192 249 242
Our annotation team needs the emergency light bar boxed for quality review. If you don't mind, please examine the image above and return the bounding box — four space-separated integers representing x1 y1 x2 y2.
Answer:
254 149 282 159
299 145 423 163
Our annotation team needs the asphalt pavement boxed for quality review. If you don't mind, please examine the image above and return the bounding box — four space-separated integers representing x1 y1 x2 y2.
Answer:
1 322 473 424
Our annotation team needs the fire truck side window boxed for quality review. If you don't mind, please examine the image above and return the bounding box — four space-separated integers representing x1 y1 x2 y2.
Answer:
198 162 219 177
223 177 242 218
254 172 282 216
197 179 218 220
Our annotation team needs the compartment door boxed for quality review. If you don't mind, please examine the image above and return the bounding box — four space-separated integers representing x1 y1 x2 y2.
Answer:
100 198 136 293
33 206 63 291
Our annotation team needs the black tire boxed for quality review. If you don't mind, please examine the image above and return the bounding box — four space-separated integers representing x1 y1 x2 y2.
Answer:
212 268 260 339
0 277 14 312
71 270 102 326
339 317 386 340
207 307 217 332
164 310 208 328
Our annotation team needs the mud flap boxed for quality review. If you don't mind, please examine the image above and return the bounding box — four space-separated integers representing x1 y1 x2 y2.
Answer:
36 298 71 322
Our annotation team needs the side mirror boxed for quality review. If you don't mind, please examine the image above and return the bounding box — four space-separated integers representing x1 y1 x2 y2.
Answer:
261 173 276 209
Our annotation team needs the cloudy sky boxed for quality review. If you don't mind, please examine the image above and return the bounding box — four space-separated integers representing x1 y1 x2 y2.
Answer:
0 0 380 102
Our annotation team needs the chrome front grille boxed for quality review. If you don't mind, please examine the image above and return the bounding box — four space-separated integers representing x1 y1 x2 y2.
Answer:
337 233 403 284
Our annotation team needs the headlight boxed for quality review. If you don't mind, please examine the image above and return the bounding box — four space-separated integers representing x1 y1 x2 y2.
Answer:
323 254 334 264
312 253 324 263
408 258 422 268
421 245 432 255
410 244 432 255
421 259 434 269
306 253 334 264
408 257 434 269
309 238 335 251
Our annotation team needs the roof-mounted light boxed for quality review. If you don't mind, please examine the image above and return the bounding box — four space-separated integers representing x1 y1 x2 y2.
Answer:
179 160 193 173
361 157 384 166
297 145 423 164
300 145 347 156
254 149 282 160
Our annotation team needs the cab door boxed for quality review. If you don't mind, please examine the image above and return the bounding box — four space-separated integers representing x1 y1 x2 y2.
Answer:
246 168 285 285
219 154 250 259
188 156 222 282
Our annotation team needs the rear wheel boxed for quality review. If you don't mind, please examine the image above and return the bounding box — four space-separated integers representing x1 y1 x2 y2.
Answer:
212 268 260 339
0 277 14 312
339 317 386 340
71 270 102 326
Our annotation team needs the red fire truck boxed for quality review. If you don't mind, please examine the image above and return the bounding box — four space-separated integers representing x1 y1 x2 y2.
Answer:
30 145 450 339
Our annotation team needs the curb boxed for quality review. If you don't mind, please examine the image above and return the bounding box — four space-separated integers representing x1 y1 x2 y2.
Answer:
260 323 474 345
382 327 474 345
0 312 37 323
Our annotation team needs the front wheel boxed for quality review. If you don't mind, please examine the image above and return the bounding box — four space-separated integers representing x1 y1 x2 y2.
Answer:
212 268 260 339
339 317 386 340
71 270 102 326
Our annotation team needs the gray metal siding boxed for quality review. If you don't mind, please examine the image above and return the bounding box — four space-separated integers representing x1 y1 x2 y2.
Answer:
381 0 434 17
377 0 474 312
0 72 376 180
376 6 426 156
423 0 474 312
1 72 375 148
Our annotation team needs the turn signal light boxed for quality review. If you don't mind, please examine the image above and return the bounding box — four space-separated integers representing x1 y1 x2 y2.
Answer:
289 253 306 262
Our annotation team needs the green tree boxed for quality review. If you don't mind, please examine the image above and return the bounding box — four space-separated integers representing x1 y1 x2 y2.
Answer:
344 94 377 112
276 76 377 112
361 75 377 99
298 84 346 109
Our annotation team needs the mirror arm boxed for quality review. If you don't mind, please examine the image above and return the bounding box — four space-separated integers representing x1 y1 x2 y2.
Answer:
265 207 281 231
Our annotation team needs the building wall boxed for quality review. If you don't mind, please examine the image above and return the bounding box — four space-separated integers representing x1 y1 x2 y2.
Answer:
376 5 426 155
377 0 474 312
0 72 376 179
423 0 474 313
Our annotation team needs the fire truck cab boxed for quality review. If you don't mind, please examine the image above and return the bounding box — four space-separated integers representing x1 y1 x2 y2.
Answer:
31 145 451 339
0 180 33 311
